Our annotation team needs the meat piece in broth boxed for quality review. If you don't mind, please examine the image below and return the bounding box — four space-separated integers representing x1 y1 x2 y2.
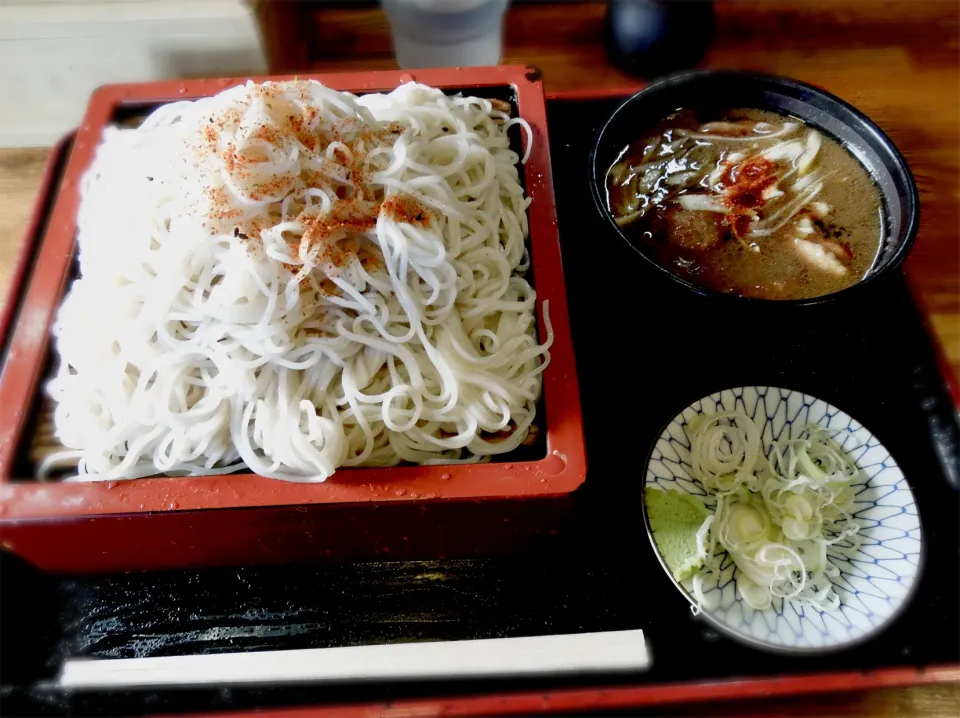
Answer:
667 209 722 250
794 238 848 275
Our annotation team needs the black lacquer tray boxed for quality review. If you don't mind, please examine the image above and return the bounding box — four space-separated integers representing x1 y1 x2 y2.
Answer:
0 95 957 717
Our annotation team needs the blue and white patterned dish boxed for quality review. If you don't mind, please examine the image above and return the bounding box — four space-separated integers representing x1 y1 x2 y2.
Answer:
643 386 923 652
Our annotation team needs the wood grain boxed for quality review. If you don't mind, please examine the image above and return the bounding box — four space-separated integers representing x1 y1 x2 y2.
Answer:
0 1 957 715
250 0 313 75
0 147 52 299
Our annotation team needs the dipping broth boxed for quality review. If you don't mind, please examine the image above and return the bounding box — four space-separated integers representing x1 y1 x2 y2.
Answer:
605 108 883 300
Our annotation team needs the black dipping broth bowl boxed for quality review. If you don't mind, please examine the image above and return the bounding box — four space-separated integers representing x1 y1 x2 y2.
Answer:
590 70 919 306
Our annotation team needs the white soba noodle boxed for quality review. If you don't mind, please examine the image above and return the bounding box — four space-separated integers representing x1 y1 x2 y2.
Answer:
42 80 551 482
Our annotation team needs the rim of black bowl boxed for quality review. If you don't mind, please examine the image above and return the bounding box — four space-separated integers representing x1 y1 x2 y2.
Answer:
589 70 921 307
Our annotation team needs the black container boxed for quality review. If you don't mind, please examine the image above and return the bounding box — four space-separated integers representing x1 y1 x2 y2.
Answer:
590 70 920 307
604 0 715 77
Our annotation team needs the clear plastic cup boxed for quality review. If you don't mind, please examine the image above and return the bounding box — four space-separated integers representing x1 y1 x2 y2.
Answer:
382 0 509 69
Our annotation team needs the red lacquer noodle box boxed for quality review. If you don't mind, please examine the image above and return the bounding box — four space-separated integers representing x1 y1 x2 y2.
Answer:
0 66 586 573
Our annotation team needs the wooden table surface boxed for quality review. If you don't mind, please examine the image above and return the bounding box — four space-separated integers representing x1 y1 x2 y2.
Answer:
0 0 958 715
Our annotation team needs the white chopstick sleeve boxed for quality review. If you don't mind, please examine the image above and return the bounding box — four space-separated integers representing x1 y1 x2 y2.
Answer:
59 629 650 690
